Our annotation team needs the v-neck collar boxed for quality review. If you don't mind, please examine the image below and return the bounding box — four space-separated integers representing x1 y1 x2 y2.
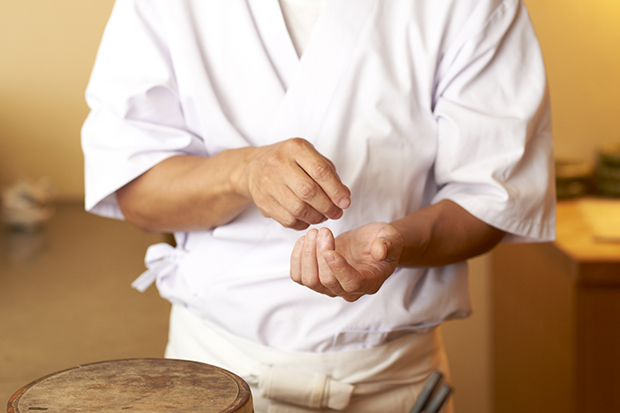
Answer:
247 0 379 145
247 0 299 90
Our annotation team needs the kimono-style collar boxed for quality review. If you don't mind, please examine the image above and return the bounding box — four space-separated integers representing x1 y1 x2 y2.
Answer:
246 0 379 145
246 0 299 90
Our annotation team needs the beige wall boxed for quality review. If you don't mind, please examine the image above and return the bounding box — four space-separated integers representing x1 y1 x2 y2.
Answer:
0 0 115 200
525 0 620 161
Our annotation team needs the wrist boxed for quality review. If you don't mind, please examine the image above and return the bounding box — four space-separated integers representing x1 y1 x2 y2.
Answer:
389 217 432 267
383 222 405 265
226 146 258 199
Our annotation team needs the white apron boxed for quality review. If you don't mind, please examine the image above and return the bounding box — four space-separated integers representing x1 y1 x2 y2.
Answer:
165 305 454 413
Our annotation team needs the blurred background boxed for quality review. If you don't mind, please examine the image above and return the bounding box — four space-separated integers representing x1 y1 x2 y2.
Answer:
1 1 619 412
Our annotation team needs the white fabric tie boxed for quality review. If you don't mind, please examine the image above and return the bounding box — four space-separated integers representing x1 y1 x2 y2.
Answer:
250 364 354 411
131 243 182 292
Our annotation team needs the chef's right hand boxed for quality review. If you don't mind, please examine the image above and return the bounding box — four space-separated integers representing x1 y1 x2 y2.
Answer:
234 138 351 230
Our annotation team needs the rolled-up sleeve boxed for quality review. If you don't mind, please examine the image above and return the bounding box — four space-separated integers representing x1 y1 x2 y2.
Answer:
432 0 555 242
81 0 207 219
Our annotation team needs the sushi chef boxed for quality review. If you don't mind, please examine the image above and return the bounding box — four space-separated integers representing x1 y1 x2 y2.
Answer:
82 0 555 411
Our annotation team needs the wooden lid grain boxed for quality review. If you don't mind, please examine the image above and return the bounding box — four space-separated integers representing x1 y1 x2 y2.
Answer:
7 359 253 413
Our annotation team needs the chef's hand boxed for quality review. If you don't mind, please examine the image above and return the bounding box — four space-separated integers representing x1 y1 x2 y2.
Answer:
236 138 351 230
290 223 403 301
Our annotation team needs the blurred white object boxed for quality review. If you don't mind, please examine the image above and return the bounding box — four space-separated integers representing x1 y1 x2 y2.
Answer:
1 179 55 231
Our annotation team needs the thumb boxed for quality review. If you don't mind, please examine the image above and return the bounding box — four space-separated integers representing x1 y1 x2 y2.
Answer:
370 237 391 262
323 251 361 293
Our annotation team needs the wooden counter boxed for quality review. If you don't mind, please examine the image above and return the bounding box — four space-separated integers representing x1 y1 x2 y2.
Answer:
492 199 620 413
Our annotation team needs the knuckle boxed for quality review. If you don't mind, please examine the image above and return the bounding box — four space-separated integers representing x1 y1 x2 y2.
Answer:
280 215 297 228
312 162 332 180
264 153 284 169
300 275 318 289
289 201 306 217
297 182 318 200
342 279 362 293
287 137 309 151
320 275 340 290
302 246 315 258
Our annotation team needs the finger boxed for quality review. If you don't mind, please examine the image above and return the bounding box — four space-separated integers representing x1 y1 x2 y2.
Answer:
290 236 305 284
323 250 363 294
278 184 330 225
317 228 346 296
284 169 345 221
295 146 351 211
261 197 311 230
300 229 319 287
301 229 335 297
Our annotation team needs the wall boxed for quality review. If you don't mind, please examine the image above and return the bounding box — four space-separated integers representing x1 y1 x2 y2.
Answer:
0 0 115 200
524 0 620 161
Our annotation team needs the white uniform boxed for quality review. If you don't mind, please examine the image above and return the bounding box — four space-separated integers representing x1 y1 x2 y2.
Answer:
83 0 554 352
82 1 554 407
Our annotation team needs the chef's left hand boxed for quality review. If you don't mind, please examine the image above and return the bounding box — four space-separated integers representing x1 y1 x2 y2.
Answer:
290 223 404 302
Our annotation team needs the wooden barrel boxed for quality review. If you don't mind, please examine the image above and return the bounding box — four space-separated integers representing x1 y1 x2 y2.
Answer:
7 358 253 413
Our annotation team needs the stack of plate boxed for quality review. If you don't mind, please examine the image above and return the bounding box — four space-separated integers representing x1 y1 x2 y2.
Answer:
595 144 620 197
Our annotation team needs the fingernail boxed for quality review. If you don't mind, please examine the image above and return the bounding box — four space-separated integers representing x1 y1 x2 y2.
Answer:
338 197 351 209
307 229 318 240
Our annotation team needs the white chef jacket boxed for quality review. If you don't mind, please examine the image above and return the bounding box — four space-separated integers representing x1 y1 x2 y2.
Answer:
82 0 555 353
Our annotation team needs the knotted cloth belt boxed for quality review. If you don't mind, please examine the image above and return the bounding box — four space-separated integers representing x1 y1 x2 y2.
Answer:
132 243 183 292
248 364 354 411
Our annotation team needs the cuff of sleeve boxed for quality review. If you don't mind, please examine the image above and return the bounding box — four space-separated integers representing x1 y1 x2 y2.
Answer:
433 190 556 244
84 151 182 220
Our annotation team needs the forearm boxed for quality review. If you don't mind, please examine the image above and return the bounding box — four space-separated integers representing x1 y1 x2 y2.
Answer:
390 199 505 267
117 150 253 233
116 138 351 233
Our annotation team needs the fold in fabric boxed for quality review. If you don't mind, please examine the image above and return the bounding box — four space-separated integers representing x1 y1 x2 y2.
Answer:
255 364 354 410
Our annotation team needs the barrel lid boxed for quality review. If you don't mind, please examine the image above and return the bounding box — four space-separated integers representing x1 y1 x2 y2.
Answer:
7 359 253 413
